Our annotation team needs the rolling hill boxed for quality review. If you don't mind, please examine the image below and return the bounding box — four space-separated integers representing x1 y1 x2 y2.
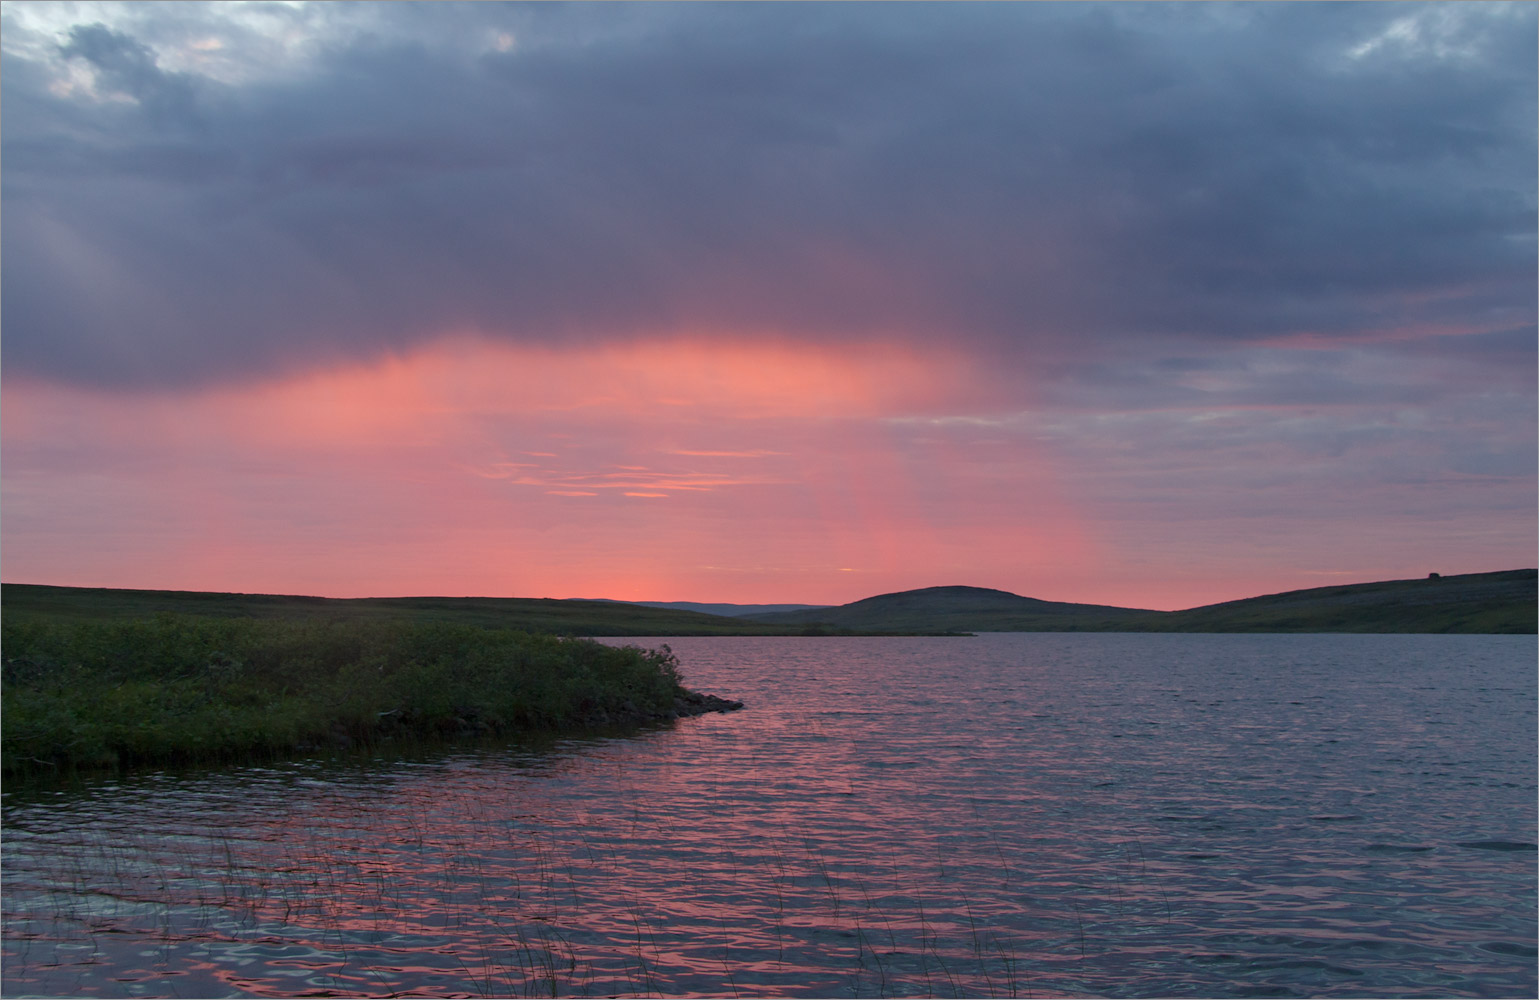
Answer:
744 586 1154 632
0 585 825 636
4 568 1532 635
1151 568 1536 634
746 569 1536 634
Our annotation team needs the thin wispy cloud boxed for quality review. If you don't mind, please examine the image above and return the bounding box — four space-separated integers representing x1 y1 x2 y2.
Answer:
490 467 788 495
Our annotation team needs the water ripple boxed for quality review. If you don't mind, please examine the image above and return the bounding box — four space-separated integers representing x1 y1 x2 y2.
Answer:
3 633 1534 997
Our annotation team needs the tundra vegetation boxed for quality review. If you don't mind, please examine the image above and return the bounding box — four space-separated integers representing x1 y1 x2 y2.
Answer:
1 614 693 779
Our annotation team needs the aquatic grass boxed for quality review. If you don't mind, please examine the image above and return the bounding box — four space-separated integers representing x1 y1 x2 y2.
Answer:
2 614 691 777
4 805 1054 1000
1 721 1135 1000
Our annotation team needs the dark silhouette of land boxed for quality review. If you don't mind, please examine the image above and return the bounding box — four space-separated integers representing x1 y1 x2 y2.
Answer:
744 586 1152 631
0 585 841 635
585 599 831 618
745 569 1537 634
4 568 1533 635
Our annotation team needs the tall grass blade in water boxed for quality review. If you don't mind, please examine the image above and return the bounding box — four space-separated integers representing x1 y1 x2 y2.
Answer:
2 614 696 776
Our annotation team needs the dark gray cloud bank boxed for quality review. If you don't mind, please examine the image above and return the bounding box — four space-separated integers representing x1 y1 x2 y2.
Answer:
2 1 1534 390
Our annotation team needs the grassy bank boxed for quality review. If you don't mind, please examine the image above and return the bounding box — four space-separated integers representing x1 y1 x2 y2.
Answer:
2 614 696 779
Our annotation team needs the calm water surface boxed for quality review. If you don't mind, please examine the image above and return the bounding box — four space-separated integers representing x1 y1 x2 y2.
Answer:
4 633 1535 998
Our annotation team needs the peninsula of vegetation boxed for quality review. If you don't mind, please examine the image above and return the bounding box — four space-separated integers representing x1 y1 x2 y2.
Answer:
1 611 740 780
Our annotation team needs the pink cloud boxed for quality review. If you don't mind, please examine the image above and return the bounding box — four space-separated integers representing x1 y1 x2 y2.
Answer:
1 335 1102 603
5 332 1528 609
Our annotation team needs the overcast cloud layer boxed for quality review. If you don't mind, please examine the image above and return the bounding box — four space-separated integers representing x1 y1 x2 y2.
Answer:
4 1 1534 390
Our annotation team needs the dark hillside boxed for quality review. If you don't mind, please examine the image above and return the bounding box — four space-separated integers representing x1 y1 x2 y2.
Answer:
1151 569 1536 634
6 568 1531 636
596 600 832 617
745 585 1153 632
0 585 804 636
744 571 1535 634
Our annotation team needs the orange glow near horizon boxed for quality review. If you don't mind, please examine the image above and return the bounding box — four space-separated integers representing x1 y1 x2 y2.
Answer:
1 335 1123 606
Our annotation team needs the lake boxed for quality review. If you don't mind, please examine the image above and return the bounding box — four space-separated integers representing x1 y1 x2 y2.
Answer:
3 633 1535 998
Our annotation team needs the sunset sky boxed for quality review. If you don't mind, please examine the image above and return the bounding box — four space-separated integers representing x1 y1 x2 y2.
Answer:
2 1 1534 611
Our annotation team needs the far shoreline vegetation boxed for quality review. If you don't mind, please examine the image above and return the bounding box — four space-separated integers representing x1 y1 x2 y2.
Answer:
2 569 1531 779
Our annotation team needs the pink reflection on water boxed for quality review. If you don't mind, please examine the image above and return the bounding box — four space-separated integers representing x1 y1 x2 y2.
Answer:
6 635 1532 998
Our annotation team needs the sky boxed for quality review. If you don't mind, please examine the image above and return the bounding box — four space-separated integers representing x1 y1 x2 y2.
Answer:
2 1 1534 611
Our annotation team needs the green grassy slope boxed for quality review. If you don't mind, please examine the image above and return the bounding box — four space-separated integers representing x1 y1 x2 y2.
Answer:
0 584 816 636
1149 568 1537 634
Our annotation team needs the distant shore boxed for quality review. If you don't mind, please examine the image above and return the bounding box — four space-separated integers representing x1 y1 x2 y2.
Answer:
5 568 1534 637
0 583 962 637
